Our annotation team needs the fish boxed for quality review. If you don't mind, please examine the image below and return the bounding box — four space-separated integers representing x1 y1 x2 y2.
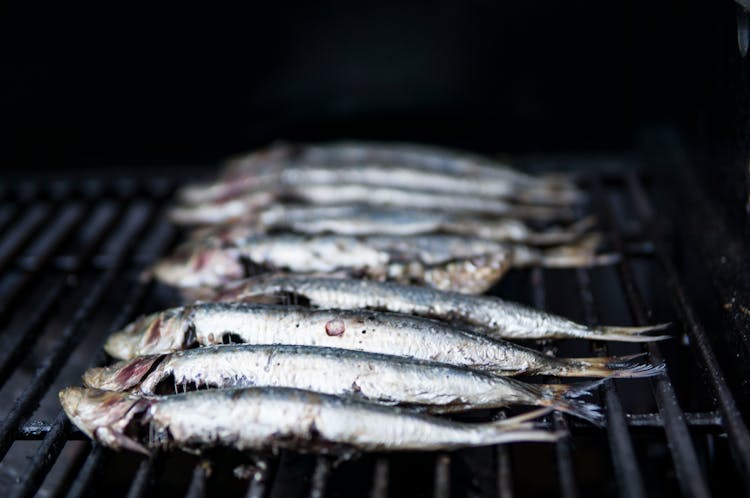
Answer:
151 233 616 291
182 206 596 245
59 386 561 455
169 184 575 226
83 344 604 425
178 161 584 210
103 302 664 379
194 275 670 342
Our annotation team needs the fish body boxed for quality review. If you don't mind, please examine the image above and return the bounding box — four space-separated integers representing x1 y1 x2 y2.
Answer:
202 275 670 342
83 344 603 423
152 233 612 292
247 205 596 244
178 141 583 207
59 386 560 455
104 303 662 380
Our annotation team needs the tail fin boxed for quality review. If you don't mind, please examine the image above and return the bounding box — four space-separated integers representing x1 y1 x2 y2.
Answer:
484 408 563 445
538 233 619 268
534 381 605 426
555 353 665 378
525 215 598 245
588 323 671 342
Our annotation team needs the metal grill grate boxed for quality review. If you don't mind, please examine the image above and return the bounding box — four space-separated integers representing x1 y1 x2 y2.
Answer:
0 166 748 498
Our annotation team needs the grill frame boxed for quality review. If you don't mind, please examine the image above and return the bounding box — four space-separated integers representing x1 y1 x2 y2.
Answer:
0 163 747 498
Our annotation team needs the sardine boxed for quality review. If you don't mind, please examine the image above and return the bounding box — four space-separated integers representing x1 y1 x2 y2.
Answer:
83 344 603 424
151 233 616 291
169 185 574 226
178 141 583 205
178 162 584 209
103 302 663 379
59 386 560 455
183 206 596 245
196 275 670 342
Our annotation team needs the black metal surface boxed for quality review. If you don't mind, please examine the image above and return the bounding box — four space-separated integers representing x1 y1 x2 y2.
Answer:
0 166 747 498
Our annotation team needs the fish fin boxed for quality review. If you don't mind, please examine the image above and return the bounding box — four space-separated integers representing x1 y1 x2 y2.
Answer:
524 215 598 245
535 381 605 426
556 353 665 378
493 407 553 427
538 233 619 268
95 426 151 456
589 322 672 342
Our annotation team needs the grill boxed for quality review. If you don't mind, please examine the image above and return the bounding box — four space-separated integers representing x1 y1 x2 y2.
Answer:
1 153 749 498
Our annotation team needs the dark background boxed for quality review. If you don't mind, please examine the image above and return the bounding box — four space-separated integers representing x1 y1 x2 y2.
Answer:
1 0 734 171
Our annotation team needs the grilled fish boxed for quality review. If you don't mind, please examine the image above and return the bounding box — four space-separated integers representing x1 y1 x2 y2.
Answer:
169 184 575 226
59 386 560 455
83 344 603 424
195 275 670 342
183 206 596 246
151 233 615 292
179 141 581 205
103 302 663 379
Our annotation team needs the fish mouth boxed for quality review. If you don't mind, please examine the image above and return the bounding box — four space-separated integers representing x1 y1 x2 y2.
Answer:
83 355 165 392
152 247 246 288
105 309 194 360
59 387 153 454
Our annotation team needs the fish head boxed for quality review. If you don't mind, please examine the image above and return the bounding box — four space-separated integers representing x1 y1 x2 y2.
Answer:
83 355 163 392
59 387 152 454
104 308 194 360
151 244 246 288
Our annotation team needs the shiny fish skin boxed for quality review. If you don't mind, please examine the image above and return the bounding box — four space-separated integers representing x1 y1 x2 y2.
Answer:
179 162 584 208
104 302 663 379
257 206 595 245
170 185 573 226
201 275 670 342
83 344 603 424
59 386 560 455
151 233 613 291
178 141 583 205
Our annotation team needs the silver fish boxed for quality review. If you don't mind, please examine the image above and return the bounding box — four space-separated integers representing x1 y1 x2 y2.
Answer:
178 161 584 208
103 302 663 379
151 233 615 292
59 386 560 455
196 275 670 342
169 185 574 226
83 344 603 424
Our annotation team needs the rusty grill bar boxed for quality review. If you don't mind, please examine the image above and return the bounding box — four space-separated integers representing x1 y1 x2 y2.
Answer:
0 166 746 498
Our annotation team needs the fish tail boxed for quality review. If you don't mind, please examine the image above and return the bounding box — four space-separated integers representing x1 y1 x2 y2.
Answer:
551 353 665 378
534 381 605 426
539 233 620 268
589 322 672 342
525 215 598 245
482 407 561 444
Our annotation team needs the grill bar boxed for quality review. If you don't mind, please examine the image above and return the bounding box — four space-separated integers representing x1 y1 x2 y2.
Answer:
530 267 580 498
12 254 171 498
64 445 105 498
593 179 711 498
185 462 210 498
125 455 158 498
370 458 389 498
626 173 750 482
575 267 647 498
0 197 160 462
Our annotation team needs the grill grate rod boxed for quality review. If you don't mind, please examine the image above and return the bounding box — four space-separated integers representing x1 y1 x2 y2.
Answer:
625 172 750 482
576 268 647 498
593 179 711 498
12 227 174 498
0 201 127 391
530 267 579 498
